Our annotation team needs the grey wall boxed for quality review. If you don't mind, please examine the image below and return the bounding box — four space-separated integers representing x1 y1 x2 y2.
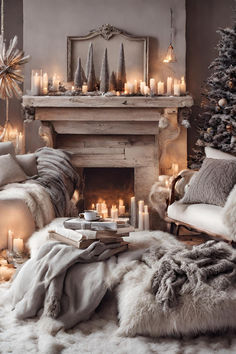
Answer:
186 0 235 157
0 0 23 131
23 0 186 91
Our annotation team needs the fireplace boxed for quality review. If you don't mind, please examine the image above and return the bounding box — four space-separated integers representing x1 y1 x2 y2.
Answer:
23 95 193 227
83 167 134 213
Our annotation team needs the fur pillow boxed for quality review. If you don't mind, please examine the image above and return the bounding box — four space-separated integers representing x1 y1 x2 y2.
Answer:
117 262 236 338
0 154 27 187
181 158 236 207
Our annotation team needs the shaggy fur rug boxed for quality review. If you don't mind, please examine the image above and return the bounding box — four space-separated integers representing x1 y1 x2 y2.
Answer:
0 231 236 354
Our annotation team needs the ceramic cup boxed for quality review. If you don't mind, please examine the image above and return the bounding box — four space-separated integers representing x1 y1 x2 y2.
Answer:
79 210 100 221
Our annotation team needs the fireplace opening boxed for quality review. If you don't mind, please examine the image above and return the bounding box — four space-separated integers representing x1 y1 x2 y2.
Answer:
82 167 134 217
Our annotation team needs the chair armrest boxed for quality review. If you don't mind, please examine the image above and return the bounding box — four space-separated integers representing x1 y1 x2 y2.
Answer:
168 169 197 206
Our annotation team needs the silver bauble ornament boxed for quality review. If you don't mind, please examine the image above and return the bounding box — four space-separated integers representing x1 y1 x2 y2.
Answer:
218 98 227 107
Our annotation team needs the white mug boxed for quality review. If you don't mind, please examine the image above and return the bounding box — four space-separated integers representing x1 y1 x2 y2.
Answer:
79 210 100 221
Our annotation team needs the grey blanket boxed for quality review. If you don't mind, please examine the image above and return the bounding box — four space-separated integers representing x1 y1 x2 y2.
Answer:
32 147 79 217
143 240 236 312
9 241 126 329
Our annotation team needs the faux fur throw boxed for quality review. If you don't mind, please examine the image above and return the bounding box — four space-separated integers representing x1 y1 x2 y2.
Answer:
0 182 55 229
33 147 79 217
143 240 236 313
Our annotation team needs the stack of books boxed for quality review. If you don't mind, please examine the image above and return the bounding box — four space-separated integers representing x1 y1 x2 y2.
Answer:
48 218 134 255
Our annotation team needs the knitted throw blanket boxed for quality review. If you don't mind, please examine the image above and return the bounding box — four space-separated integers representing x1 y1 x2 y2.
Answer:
32 147 79 217
143 240 236 312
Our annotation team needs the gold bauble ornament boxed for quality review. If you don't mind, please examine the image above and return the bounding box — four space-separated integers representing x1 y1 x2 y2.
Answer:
207 127 213 133
228 80 233 89
226 124 233 132
218 98 227 107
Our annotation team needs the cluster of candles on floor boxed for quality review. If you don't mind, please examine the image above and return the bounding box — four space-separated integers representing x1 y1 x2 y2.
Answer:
7 230 24 254
31 69 186 97
91 197 149 230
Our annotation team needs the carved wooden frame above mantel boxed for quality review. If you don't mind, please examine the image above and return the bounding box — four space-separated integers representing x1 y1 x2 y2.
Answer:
67 24 149 83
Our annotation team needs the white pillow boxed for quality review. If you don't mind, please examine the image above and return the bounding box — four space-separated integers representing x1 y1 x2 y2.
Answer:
205 146 236 160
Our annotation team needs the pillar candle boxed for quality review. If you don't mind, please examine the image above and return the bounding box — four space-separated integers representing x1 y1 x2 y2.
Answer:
124 82 128 94
102 208 108 218
96 203 102 213
157 81 164 95
130 196 136 227
140 81 146 95
174 80 180 96
180 76 186 95
144 86 150 95
16 132 23 154
111 205 118 220
138 211 144 231
167 77 173 95
172 163 179 175
13 238 24 254
134 80 138 94
128 83 134 95
82 83 88 94
42 72 48 95
144 205 150 230
52 73 60 91
138 200 144 212
31 70 41 95
149 78 156 95
8 230 13 252
91 203 95 210
116 91 120 96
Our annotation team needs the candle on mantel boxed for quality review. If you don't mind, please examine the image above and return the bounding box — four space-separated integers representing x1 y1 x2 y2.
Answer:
174 79 180 96
116 91 120 96
172 163 179 176
8 230 13 252
149 78 156 95
180 76 186 95
144 205 150 230
82 83 88 94
52 73 60 91
71 85 75 92
31 70 41 95
13 238 24 254
140 81 146 95
42 72 48 95
157 81 164 95
167 77 173 95
118 199 125 216
111 205 118 220
16 132 23 154
128 82 134 95
144 86 150 96
130 196 136 227
134 80 138 94
91 203 95 210
124 82 128 94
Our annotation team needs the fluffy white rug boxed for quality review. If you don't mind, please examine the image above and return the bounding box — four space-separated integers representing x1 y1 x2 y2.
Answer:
0 230 236 354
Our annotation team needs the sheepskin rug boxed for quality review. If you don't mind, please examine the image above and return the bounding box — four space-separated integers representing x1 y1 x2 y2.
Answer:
0 230 236 354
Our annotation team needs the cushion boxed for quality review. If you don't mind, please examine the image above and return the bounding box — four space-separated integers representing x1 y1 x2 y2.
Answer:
181 158 236 207
0 141 15 156
0 154 27 187
16 154 38 176
205 146 236 160
167 201 229 238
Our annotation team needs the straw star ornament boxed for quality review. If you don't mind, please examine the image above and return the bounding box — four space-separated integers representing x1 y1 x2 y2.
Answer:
0 35 29 99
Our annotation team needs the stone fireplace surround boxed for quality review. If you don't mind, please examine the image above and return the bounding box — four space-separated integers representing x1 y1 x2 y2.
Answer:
23 95 193 215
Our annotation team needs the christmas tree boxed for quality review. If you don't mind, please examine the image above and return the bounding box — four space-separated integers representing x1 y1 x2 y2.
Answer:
74 57 86 89
194 17 236 163
100 48 109 93
86 43 96 91
117 43 126 91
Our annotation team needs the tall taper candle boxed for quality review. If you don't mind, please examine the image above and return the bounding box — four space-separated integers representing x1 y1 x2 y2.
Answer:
130 196 136 227
138 211 144 231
